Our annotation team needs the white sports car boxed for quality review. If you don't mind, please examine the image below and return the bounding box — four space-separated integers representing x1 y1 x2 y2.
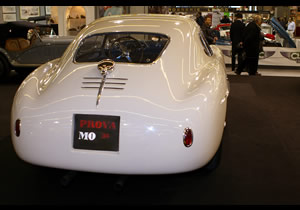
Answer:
11 14 229 175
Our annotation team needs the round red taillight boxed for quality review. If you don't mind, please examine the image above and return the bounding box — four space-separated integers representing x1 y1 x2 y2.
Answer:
15 119 21 137
183 128 193 147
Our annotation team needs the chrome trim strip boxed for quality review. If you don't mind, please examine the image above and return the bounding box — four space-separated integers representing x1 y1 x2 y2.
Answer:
10 62 40 68
81 87 124 90
82 82 126 85
104 87 124 89
83 77 128 80
82 73 127 92
105 82 126 85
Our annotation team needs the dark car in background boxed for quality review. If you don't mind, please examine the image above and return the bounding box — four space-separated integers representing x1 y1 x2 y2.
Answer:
0 20 74 79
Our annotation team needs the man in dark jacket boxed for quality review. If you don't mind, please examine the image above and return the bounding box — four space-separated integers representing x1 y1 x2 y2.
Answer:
243 15 263 75
220 15 231 23
196 12 204 27
201 16 218 45
230 13 245 73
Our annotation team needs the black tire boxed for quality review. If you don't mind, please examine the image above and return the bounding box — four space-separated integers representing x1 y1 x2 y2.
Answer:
14 68 32 78
0 54 10 80
203 141 223 172
189 141 223 176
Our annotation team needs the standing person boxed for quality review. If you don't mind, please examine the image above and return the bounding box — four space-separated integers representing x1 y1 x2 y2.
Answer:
230 13 245 74
220 15 231 23
196 12 204 27
283 17 288 30
279 17 287 30
243 15 263 76
287 17 295 38
201 16 218 44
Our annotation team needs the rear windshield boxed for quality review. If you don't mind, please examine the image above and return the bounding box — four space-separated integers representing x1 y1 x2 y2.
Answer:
74 32 170 64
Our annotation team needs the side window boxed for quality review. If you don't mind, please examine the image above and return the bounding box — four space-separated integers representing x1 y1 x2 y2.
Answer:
199 30 213 56
74 32 170 64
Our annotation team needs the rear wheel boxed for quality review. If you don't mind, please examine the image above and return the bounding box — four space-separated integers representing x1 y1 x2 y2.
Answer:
202 141 223 172
204 123 226 172
14 67 32 78
0 54 10 80
189 141 223 176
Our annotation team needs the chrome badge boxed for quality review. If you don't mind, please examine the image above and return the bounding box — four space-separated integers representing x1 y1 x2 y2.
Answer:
96 59 115 106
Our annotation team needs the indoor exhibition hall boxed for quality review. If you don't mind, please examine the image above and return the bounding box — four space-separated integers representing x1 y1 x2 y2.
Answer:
0 6 300 205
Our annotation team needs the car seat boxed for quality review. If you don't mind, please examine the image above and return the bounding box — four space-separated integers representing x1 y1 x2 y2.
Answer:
5 38 30 51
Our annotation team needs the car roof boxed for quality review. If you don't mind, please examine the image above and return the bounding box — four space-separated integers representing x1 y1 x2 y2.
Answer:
89 14 196 29
63 14 203 68
3 21 45 29
81 14 198 41
0 21 48 37
95 14 191 21
4 20 52 33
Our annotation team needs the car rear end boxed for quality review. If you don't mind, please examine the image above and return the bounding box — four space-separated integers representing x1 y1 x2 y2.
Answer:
11 15 226 174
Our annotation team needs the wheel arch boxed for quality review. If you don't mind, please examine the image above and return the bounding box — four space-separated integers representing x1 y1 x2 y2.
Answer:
0 48 12 78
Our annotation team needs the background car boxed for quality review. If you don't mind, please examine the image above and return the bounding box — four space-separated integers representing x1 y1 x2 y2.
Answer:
212 23 232 46
213 23 231 40
213 22 278 47
11 14 229 175
260 22 282 47
0 20 74 79
261 23 275 40
216 17 298 67
269 17 296 48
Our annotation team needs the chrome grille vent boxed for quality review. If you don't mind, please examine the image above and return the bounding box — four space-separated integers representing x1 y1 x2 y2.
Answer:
81 77 128 90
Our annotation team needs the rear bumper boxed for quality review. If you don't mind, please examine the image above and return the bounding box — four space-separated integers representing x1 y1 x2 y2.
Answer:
11 110 225 175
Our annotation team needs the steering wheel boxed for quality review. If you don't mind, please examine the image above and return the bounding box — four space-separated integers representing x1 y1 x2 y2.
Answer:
108 36 144 63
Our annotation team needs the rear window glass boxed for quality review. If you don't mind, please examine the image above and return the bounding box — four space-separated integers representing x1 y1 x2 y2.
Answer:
74 32 169 64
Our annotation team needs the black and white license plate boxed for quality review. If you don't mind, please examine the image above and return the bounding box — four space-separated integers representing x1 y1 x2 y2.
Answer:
73 114 120 151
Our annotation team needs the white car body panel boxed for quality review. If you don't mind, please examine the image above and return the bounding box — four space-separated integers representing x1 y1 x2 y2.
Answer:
11 14 229 174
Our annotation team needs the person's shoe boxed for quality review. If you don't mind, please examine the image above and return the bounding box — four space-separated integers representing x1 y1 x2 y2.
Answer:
234 70 241 75
255 72 261 76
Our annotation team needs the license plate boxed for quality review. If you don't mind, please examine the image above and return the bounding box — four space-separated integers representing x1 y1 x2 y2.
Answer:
73 114 120 151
